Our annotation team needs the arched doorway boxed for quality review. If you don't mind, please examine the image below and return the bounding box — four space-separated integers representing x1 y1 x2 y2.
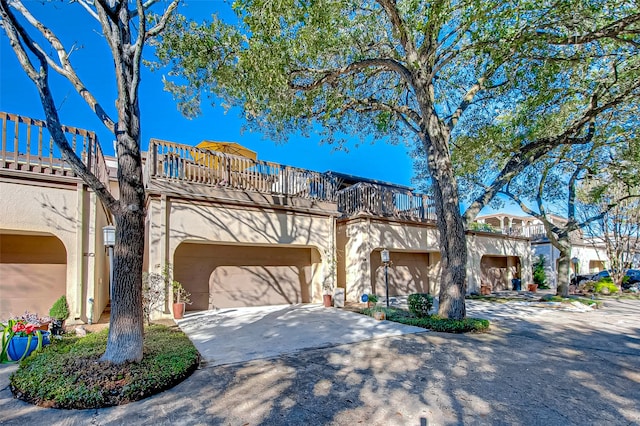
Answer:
0 233 67 319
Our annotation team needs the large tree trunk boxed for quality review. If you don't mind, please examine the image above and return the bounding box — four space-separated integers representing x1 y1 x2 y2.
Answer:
101 117 146 362
556 241 572 298
101 15 146 361
421 117 467 320
102 209 145 363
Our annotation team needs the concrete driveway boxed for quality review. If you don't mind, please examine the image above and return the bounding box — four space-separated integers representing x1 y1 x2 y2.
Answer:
176 304 427 366
2 299 638 425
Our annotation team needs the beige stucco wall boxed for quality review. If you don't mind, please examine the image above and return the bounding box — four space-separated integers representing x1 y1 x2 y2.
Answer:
0 178 110 323
338 218 532 301
466 232 531 293
338 218 441 302
0 179 80 320
146 196 336 315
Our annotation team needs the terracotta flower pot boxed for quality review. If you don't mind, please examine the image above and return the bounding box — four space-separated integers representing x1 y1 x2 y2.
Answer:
373 311 386 321
173 302 186 319
528 284 538 293
480 285 491 296
323 294 333 307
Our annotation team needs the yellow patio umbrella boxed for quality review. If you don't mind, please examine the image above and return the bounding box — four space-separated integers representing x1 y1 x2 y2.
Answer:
193 141 258 173
195 141 257 160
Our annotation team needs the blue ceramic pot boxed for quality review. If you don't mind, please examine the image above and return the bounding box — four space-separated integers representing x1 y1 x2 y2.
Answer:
7 332 51 361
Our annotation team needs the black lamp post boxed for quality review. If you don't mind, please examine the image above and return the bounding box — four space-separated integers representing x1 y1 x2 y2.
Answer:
103 225 116 299
381 249 390 307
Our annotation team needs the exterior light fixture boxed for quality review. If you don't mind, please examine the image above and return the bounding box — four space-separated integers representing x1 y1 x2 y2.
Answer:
103 225 116 247
381 249 390 264
103 225 116 299
381 249 390 307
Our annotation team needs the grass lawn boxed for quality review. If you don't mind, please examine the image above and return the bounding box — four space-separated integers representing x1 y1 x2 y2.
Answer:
9 324 199 409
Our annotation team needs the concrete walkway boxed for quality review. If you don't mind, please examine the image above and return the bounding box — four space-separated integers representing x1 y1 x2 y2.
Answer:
176 304 427 366
1 299 639 425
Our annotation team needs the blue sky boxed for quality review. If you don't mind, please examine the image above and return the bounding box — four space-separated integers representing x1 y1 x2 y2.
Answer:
0 0 522 216
0 0 416 187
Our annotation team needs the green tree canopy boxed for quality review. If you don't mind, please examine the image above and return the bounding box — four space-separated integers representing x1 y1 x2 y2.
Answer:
155 0 639 317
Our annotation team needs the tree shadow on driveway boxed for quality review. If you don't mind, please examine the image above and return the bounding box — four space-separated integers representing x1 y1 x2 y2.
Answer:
1 302 638 425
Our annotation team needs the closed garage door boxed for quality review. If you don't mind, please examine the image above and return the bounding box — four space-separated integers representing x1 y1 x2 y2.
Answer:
0 234 67 319
174 243 312 310
371 251 431 296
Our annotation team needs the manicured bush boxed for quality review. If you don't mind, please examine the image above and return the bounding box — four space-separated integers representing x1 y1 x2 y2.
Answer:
396 315 490 333
362 307 489 333
49 296 69 320
407 293 433 318
9 325 199 409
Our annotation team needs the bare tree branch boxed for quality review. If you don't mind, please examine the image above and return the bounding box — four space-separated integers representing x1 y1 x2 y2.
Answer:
537 13 640 45
9 0 116 133
375 0 418 61
0 0 119 213
447 77 486 131
146 0 179 38
290 58 414 91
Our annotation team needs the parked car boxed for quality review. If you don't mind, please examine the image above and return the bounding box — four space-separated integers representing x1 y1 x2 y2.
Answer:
573 269 640 289
622 269 640 290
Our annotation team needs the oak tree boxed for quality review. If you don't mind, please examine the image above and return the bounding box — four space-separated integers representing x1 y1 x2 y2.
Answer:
157 0 639 318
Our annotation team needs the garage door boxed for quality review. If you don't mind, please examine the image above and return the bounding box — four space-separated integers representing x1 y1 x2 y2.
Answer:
0 234 67 319
481 255 520 291
174 243 313 310
371 251 431 296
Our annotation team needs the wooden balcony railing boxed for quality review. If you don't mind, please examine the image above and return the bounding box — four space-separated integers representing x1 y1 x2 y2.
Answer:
337 182 436 221
0 112 109 187
147 139 339 201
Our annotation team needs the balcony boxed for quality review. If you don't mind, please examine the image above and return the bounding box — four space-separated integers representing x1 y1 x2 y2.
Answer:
337 182 436 222
146 139 340 204
0 111 109 186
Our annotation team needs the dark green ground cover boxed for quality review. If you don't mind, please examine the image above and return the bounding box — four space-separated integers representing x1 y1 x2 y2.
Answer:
10 324 199 409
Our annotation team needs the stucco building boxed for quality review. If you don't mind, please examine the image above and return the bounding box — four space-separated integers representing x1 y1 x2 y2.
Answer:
476 213 612 289
0 112 532 322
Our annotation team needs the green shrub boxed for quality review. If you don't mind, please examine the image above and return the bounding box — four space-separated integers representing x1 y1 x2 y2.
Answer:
532 255 548 288
407 293 433 318
398 315 490 333
49 295 70 320
362 307 489 333
367 294 379 304
468 222 498 233
594 278 619 294
9 325 199 409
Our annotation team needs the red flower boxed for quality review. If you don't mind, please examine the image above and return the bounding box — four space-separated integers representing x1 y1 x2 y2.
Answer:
12 322 25 333
24 324 36 335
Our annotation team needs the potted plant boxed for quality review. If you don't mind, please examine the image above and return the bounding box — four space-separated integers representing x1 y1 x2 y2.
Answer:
372 307 386 321
49 295 70 335
1 319 51 362
322 281 334 308
172 280 191 319
531 255 547 293
366 293 379 308
13 312 51 331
